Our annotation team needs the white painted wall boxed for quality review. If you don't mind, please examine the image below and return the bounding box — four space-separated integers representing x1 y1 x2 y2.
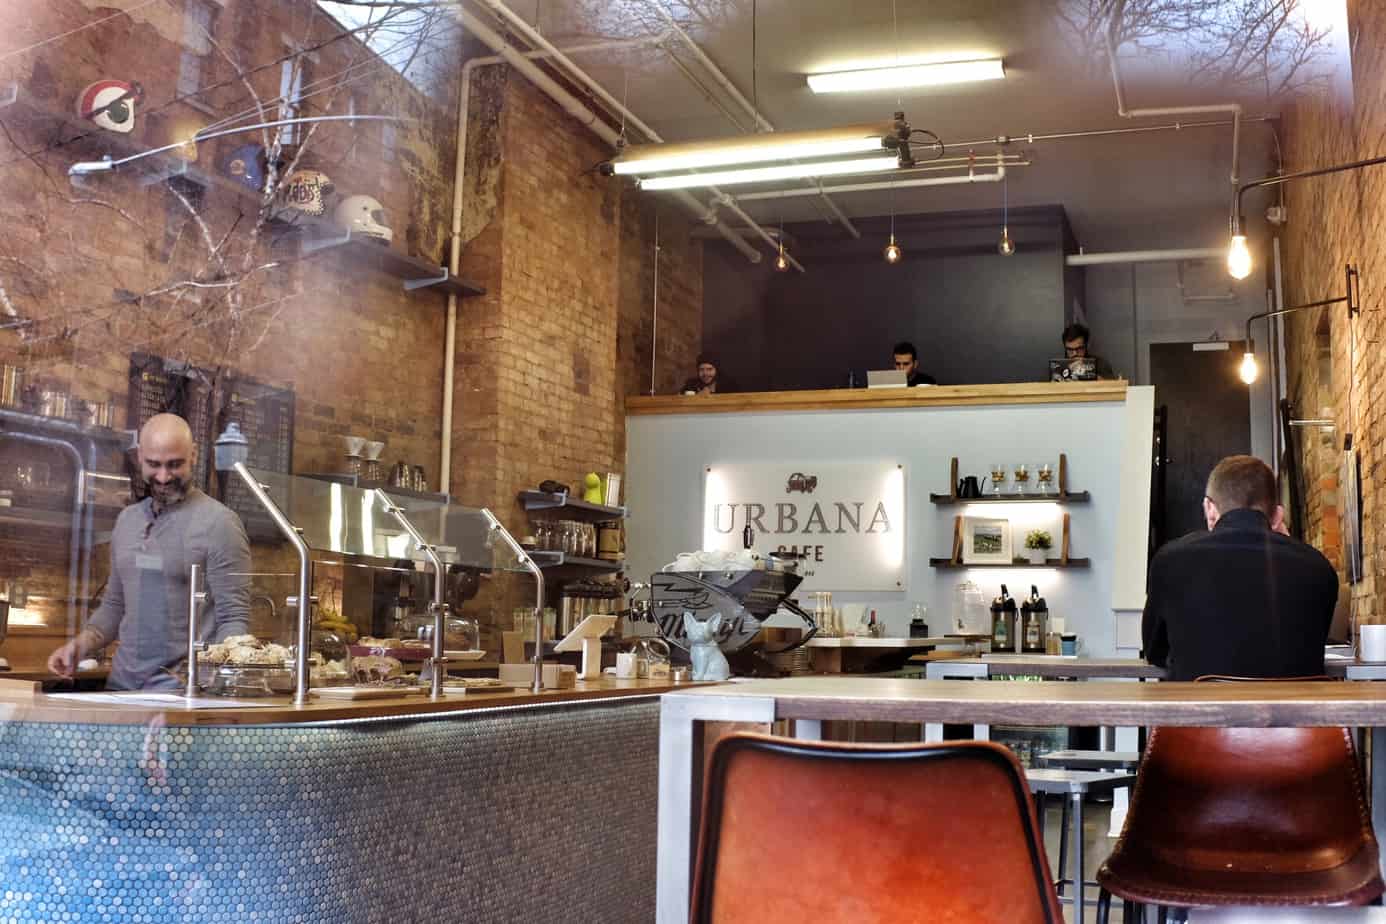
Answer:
626 390 1155 659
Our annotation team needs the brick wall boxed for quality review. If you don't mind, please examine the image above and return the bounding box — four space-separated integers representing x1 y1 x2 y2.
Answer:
0 1 704 652
1279 0 1386 628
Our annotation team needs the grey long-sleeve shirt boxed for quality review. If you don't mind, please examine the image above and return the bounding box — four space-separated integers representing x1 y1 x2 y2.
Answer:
86 487 251 690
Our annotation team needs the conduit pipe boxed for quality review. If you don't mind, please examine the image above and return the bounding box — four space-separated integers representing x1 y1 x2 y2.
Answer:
462 3 763 264
644 0 860 238
443 35 668 485
1065 248 1223 266
736 163 1009 200
1105 33 1240 230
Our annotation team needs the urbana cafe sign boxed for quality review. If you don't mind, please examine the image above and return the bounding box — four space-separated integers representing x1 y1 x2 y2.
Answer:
703 462 906 591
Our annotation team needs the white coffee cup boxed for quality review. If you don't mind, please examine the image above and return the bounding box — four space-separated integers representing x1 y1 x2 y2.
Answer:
615 652 638 678
1361 624 1386 662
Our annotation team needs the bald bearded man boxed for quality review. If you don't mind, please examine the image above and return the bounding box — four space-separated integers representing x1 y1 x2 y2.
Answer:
48 414 251 690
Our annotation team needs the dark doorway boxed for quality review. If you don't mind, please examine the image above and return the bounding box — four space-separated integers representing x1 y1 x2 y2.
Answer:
1149 342 1252 545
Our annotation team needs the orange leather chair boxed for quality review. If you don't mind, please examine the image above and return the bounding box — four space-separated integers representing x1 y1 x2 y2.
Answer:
689 733 1064 923
1096 723 1384 921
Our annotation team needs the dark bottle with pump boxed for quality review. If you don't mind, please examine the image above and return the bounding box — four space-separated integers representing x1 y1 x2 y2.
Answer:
991 584 1015 653
1021 584 1046 653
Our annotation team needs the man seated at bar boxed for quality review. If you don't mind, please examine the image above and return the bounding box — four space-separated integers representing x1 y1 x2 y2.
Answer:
1061 323 1117 379
47 413 252 690
1142 454 1336 681
892 341 937 386
681 355 734 395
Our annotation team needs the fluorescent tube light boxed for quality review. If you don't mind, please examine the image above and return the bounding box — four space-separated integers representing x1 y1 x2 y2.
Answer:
611 122 892 176
808 58 1004 94
638 156 899 191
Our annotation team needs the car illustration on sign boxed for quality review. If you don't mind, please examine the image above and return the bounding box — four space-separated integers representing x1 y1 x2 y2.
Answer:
785 472 818 494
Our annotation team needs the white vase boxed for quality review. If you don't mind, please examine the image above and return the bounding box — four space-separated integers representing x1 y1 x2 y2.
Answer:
1028 549 1048 565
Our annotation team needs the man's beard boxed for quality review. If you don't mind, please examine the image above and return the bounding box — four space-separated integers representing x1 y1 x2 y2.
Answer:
147 477 189 508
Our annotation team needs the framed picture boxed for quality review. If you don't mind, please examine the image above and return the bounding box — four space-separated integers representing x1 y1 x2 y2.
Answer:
963 516 1012 564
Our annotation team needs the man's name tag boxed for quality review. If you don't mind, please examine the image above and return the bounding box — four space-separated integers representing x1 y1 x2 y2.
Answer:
135 553 164 571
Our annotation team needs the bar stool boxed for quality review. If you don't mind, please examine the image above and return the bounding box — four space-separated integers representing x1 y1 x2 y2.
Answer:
1027 767 1136 922
1095 725 1384 922
691 733 1063 923
1038 749 1142 901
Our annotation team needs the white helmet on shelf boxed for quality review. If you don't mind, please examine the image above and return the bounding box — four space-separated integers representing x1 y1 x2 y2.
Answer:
333 194 393 244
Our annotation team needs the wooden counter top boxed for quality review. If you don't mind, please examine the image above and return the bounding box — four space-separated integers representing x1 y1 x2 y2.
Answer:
0 677 700 727
626 381 1128 416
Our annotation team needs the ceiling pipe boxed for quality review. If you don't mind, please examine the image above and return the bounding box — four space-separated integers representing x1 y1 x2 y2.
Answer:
455 7 761 265
735 162 1011 200
1105 32 1240 234
1065 248 1223 266
716 195 806 272
469 0 768 265
642 0 860 238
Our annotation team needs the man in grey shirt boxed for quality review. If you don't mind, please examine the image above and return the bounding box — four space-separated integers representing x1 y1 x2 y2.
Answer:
48 414 251 690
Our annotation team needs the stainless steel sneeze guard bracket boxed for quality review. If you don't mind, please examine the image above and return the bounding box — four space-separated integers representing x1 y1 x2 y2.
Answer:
233 463 314 705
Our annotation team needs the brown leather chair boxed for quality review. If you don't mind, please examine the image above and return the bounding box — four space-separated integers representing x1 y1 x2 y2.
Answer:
1096 718 1384 921
690 733 1063 923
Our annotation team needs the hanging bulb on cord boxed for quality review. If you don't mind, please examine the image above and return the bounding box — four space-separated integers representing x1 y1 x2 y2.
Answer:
884 233 902 264
774 242 790 272
998 227 1015 256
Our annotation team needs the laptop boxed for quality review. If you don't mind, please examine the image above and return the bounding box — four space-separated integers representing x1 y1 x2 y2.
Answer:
1049 358 1098 382
866 369 908 388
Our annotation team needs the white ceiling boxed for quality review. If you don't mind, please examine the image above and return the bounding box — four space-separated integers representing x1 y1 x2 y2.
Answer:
502 0 1351 249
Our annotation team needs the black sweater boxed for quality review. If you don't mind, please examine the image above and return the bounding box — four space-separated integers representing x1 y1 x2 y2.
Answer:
1142 508 1338 681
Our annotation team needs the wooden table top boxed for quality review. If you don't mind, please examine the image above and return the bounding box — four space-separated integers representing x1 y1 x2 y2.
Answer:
0 677 695 727
669 676 1386 727
625 381 1127 416
804 636 947 648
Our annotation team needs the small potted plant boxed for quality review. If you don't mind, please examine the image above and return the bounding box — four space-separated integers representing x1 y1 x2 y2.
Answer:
1024 529 1052 565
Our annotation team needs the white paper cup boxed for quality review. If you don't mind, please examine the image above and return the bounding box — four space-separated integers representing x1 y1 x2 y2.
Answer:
1362 624 1386 662
615 652 637 678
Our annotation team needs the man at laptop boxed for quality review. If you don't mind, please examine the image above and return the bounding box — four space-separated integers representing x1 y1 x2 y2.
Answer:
892 341 937 386
1059 324 1116 379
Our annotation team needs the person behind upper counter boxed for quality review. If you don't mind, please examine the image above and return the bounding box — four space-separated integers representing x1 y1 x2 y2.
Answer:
892 341 937 386
1141 454 1335 681
47 413 252 690
681 355 736 396
1061 324 1117 379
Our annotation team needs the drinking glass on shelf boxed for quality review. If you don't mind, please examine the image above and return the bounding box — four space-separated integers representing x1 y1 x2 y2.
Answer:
535 522 552 551
989 463 1008 495
1013 462 1031 495
1036 462 1055 495
583 523 596 558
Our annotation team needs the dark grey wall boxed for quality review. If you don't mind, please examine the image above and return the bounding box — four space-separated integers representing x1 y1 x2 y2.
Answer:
702 206 1078 391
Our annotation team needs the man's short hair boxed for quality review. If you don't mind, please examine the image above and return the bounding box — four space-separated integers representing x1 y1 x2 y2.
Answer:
893 341 917 360
1062 323 1090 345
696 355 716 368
1206 455 1277 516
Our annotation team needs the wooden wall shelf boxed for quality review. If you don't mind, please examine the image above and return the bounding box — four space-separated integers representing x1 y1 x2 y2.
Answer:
930 492 1090 505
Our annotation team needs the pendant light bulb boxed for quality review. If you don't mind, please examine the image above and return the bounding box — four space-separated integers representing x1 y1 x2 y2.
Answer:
884 234 902 264
774 242 790 272
1227 234 1253 279
998 227 1015 256
1239 351 1259 385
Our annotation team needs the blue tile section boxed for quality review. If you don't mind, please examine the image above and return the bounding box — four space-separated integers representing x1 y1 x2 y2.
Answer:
0 699 660 922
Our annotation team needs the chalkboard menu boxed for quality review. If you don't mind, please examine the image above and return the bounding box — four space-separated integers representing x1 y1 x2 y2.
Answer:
127 353 295 541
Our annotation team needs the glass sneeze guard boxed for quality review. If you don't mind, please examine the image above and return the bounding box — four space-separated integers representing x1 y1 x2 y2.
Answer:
243 467 524 572
234 466 544 702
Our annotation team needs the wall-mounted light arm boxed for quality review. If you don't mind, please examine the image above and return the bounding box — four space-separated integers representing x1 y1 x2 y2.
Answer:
1240 264 1359 384
68 114 406 178
1227 154 1386 278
